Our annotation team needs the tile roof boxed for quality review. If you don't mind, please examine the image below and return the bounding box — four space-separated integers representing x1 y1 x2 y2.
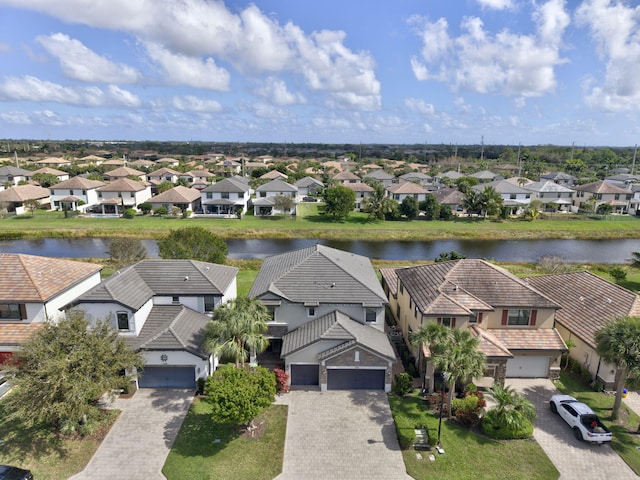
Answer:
260 170 288 180
396 259 559 316
0 254 102 303
489 327 566 351
469 326 512 358
149 186 201 203
126 304 209 358
386 182 428 194
281 310 395 360
332 171 360 180
51 176 105 190
0 322 44 347
525 271 640 348
364 170 395 180
473 180 531 195
574 180 630 194
0 185 50 202
202 177 250 193
147 167 180 177
524 180 574 193
343 182 374 192
379 267 400 297
294 176 324 188
74 259 238 311
97 178 148 192
105 166 145 178
0 166 30 176
256 179 297 192
249 244 388 307
431 187 465 205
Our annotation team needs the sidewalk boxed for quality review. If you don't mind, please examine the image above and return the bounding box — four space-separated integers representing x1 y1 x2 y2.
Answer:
624 391 640 421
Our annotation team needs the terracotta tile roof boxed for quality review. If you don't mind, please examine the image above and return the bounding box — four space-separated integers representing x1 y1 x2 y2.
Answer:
149 186 201 203
51 176 105 190
574 180 630 195
97 178 148 192
0 322 44 346
489 328 566 351
386 182 428 194
105 166 145 178
470 326 512 358
379 267 400 297
332 171 360 181
0 185 50 202
343 182 374 192
525 271 640 348
0 254 102 302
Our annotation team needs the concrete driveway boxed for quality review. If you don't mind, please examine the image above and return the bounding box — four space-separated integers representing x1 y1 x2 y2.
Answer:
508 378 637 480
274 390 412 480
70 389 193 480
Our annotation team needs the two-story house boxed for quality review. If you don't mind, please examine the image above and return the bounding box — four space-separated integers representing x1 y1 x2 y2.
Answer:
69 259 239 389
0 254 102 365
249 245 395 392
104 166 146 182
524 180 574 212
342 182 374 211
0 166 31 187
254 179 298 216
49 176 105 212
332 171 361 185
380 259 565 392
95 178 152 214
572 180 632 214
294 176 324 200
386 181 428 204
200 177 251 216
0 185 51 214
473 180 532 215
147 186 201 214
363 170 395 186
25 167 70 184
147 167 181 186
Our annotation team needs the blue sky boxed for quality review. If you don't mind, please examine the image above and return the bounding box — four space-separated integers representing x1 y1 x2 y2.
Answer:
0 0 639 146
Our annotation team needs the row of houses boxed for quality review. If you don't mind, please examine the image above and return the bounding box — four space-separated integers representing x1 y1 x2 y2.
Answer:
1 246 636 392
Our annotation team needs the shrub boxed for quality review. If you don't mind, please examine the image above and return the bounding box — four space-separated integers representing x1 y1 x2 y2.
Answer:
610 266 627 283
154 206 168 216
274 367 290 394
481 409 534 439
393 372 413 396
123 208 137 219
138 202 152 214
580 367 593 386
452 390 485 427
197 377 206 395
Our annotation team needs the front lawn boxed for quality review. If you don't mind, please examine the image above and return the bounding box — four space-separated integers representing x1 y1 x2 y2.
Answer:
555 372 640 475
388 393 559 480
163 398 287 480
0 399 118 480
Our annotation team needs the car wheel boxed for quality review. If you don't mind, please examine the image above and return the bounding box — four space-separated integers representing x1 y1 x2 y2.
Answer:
550 402 558 414
573 427 583 441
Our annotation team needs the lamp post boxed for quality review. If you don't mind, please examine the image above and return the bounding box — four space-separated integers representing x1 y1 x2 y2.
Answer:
437 372 448 451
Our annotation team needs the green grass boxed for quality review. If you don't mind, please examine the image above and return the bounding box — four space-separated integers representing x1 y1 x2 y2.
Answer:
1 209 639 241
163 398 287 480
0 399 119 480
555 372 640 475
388 393 559 480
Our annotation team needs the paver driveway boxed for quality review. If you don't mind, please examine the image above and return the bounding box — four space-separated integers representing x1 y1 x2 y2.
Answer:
508 378 637 480
70 389 193 480
274 389 412 480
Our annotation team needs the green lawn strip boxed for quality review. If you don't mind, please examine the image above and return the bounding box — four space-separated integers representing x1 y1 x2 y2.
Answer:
163 398 287 480
0 400 119 480
555 372 640 474
388 393 558 480
1 210 639 241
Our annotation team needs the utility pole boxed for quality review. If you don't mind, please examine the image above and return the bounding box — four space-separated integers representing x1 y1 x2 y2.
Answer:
632 144 637 175
517 143 522 177
480 136 485 163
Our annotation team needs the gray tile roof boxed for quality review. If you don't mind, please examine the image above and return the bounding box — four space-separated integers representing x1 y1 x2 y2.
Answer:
148 186 200 203
281 310 395 360
524 180 575 193
51 176 105 190
74 259 238 310
525 271 640 348
472 180 531 195
256 179 297 192
396 259 559 316
202 177 250 193
294 176 324 188
249 244 387 307
126 304 209 358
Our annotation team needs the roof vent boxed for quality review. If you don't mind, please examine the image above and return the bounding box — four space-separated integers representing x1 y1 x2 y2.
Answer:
184 275 189 281
331 282 336 288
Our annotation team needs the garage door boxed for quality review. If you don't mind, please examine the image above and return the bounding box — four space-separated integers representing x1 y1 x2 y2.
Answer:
138 366 196 389
290 364 319 386
327 369 385 390
506 356 549 378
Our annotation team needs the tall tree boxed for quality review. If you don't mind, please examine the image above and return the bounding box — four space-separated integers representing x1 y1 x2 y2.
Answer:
108 237 147 269
595 316 640 419
204 296 270 366
157 226 228 264
411 323 485 414
4 311 144 434
400 196 419 220
323 185 356 220
31 172 60 188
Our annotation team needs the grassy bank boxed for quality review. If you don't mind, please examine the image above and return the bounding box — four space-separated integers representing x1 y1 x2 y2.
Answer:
1 208 639 241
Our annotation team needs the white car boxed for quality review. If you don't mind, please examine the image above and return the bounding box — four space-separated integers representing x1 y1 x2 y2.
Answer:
550 394 612 444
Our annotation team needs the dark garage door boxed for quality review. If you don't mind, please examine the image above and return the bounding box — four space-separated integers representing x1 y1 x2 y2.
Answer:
138 366 195 389
327 369 385 390
290 364 319 386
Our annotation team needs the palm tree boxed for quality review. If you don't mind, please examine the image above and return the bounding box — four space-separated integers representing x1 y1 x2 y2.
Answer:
486 384 536 432
204 296 270 367
595 316 640 419
411 323 485 414
478 186 503 218
462 190 481 216
362 183 395 221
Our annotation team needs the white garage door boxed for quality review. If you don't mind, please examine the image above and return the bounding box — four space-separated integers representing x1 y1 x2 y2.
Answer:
506 356 549 378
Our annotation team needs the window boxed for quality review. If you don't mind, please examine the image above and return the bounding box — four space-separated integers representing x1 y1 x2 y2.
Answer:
508 309 530 326
266 305 276 321
399 283 404 295
0 303 24 320
116 312 129 331
440 317 453 327
98 192 102 198
172 296 180 304
307 307 316 317
204 295 216 312
206 192 212 199
510 194 517 200
615 194 620 200
365 308 376 323
396 305 401 319
221 192 229 199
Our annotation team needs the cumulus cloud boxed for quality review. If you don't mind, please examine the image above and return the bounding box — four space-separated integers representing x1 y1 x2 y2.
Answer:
576 0 640 111
476 0 514 10
0 76 141 107
5 0 380 110
171 95 223 112
254 77 305 106
409 0 569 97
36 33 141 83
0 111 31 124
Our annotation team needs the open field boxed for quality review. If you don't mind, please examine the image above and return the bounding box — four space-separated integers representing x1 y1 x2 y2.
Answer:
1 208 639 241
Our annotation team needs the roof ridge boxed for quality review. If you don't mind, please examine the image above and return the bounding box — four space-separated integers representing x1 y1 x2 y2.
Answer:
17 255 46 300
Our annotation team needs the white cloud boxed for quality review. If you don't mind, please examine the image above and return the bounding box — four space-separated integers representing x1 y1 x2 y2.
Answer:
0 111 31 124
0 76 141 107
145 43 230 91
254 77 305 106
576 0 640 112
6 0 380 110
171 95 222 112
405 97 436 116
33 109 65 126
476 0 514 10
409 0 569 97
36 33 141 83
